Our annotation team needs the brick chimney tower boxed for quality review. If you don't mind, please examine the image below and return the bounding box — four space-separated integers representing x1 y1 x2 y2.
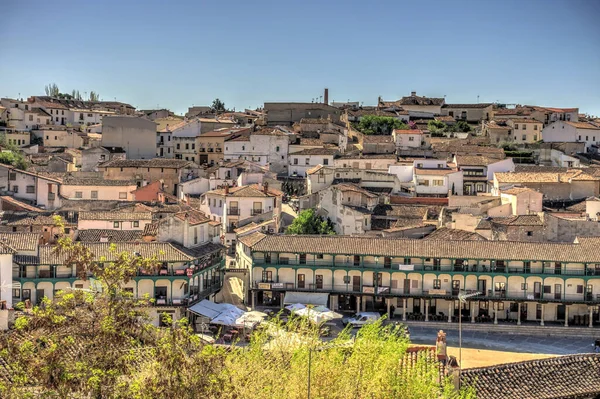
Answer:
324 88 329 105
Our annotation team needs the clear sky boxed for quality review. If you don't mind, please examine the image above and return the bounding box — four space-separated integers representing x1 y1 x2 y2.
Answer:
2 0 599 115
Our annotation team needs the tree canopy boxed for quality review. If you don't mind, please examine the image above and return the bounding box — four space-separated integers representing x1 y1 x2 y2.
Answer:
0 135 28 169
286 209 336 235
43 83 100 101
427 120 472 137
211 98 226 113
354 115 409 135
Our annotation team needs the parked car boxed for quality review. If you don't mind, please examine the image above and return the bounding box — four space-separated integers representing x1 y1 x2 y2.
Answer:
342 312 381 328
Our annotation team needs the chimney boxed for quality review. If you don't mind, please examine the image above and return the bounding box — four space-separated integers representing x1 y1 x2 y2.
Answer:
324 88 329 105
224 185 229 194
411 91 417 97
263 182 269 194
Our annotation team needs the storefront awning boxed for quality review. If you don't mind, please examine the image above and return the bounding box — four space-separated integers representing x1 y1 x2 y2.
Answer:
283 292 329 307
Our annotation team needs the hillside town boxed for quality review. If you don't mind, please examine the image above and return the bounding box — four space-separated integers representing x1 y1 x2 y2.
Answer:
1 88 600 398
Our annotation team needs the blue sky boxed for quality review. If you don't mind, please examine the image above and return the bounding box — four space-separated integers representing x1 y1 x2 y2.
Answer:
2 0 599 115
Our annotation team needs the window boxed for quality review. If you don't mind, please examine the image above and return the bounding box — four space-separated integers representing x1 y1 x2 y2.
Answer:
113 221 120 228
576 285 584 294
522 135 526 141
12 186 18 193
418 180 429 186
54 136 57 140
176 144 180 149
526 231 533 236
75 191 83 198
432 179 444 186
316 254 323 259
408 136 414 141
534 125 538 130
26 185 34 193
293 158 298 165
29 115 33 121
191 143 195 149
242 146 245 151
343 275 351 284
91 191 98 199
476 183 485 192
305 158 310 165
514 124 519 130
533 135 537 141
185 143 189 150
297 274 305 288
119 192 127 199
8 173 16 181
133 221 139 228
276 146 280 152
323 158 329 165
433 279 441 289
543 285 551 294
521 283 528 290
579 136 582 141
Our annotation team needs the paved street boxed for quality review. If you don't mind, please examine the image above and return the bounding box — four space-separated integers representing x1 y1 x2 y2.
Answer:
408 325 596 355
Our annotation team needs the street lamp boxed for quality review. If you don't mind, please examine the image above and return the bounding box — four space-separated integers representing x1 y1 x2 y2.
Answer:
457 291 481 372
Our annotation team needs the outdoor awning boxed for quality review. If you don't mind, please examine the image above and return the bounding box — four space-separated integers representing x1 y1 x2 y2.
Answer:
283 292 329 307
188 299 225 319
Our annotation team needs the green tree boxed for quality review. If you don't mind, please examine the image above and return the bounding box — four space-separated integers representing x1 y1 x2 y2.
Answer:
454 121 472 133
286 209 336 235
211 98 226 113
89 90 100 102
427 119 447 134
354 115 409 135
44 83 60 97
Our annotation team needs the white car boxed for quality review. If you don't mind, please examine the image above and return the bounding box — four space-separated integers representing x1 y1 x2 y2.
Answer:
342 312 381 328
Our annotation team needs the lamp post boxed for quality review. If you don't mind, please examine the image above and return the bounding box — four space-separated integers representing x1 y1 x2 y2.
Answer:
457 291 481 371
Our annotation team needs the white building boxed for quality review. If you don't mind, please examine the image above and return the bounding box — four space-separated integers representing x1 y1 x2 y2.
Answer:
392 129 427 150
199 183 282 248
413 159 463 197
224 128 291 174
60 177 137 201
157 209 221 248
0 165 62 210
78 211 153 231
542 121 600 152
289 148 337 177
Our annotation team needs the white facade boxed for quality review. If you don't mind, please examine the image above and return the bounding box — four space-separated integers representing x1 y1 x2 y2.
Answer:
413 160 463 197
542 121 600 152
392 130 424 150
224 133 290 174
60 182 136 201
289 152 335 177
0 166 62 210
0 253 13 309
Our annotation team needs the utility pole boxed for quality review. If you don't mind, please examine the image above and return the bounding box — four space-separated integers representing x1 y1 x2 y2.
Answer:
457 291 481 387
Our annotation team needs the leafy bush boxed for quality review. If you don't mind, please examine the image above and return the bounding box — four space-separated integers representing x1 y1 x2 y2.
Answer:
354 115 409 135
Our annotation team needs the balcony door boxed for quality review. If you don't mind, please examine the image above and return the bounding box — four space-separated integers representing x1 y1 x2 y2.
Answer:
352 276 361 292
557 304 566 320
554 284 562 300
297 274 305 289
315 275 323 290
403 279 411 295
477 279 487 295
533 282 541 299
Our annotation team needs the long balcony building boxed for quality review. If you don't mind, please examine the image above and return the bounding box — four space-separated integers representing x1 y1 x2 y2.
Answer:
11 241 224 326
238 234 600 327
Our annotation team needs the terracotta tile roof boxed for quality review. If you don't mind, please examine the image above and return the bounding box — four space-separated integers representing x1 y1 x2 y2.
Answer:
510 119 542 124
455 155 496 167
333 183 379 198
372 204 429 218
174 209 210 225
39 242 200 264
0 196 43 212
254 127 289 136
565 121 600 130
461 354 600 399
98 158 193 169
289 148 338 156
494 108 531 116
79 211 152 221
495 169 599 183
501 187 539 195
76 229 144 242
415 168 459 176
300 118 329 124
248 235 600 263
209 184 281 198
306 164 326 175
238 231 267 247
394 129 423 135
383 95 444 107
489 215 544 226
424 227 486 241
0 232 41 252
297 138 325 146
442 103 493 109
63 177 137 186
363 135 393 143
